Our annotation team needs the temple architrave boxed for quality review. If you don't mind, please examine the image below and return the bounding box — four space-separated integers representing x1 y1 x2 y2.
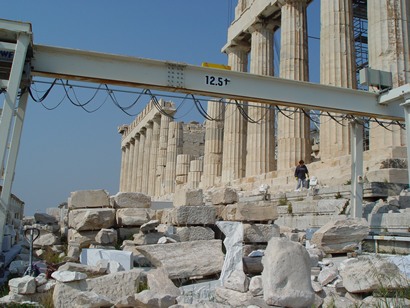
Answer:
119 0 409 197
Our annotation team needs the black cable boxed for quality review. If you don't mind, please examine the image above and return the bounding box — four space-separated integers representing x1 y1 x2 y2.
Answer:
29 78 57 103
144 89 174 119
276 105 294 120
192 94 214 121
326 112 347 126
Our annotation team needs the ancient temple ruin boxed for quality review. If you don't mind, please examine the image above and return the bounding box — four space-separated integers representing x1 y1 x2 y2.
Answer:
118 0 409 197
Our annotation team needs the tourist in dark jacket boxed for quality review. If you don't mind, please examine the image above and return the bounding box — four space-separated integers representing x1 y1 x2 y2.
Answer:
294 160 309 191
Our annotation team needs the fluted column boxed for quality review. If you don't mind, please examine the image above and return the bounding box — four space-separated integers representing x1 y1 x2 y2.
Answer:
127 138 135 192
164 122 183 194
202 101 225 187
123 144 130 191
148 116 160 196
277 0 310 170
221 44 249 183
176 154 191 186
156 115 172 196
141 122 153 194
319 0 356 160
131 134 140 192
136 128 146 192
119 146 126 191
246 22 276 177
368 0 409 149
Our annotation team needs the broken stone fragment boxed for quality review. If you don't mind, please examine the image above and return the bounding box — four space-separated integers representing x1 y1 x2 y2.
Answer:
136 240 224 279
116 208 155 227
222 201 278 222
95 228 117 245
173 188 204 207
262 238 315 308
111 192 151 208
310 218 369 253
51 270 87 282
68 209 115 231
8 276 36 295
69 189 110 209
210 187 239 205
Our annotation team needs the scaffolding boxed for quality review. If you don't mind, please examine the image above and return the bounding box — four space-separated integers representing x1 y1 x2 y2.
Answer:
352 0 369 150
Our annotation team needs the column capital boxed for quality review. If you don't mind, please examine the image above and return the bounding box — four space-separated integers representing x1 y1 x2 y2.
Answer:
278 0 308 7
249 19 279 33
225 42 251 54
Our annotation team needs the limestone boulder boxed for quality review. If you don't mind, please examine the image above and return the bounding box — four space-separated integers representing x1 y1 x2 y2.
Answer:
224 269 250 293
74 291 113 307
53 280 88 308
147 267 181 296
58 262 107 276
135 290 177 308
243 223 280 243
95 228 117 245
112 192 151 208
163 206 216 226
116 208 154 227
140 220 160 233
223 201 278 222
33 232 59 248
85 269 146 302
34 212 58 224
311 218 369 253
339 256 409 293
136 240 224 279
174 226 215 242
69 189 110 209
173 188 204 207
215 287 269 307
51 270 87 282
249 275 263 296
262 238 315 308
211 187 238 205
68 229 98 248
68 209 115 231
8 276 36 295
133 232 164 245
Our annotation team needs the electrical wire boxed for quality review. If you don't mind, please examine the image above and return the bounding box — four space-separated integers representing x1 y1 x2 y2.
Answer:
29 78 405 131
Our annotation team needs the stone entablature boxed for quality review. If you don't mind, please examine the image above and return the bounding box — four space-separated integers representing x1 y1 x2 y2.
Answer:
119 99 176 145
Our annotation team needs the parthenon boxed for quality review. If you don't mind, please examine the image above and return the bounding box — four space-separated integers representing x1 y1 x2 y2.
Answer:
118 0 409 196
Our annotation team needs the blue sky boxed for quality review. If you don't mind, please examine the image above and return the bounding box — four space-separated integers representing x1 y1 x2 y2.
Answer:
3 1 320 215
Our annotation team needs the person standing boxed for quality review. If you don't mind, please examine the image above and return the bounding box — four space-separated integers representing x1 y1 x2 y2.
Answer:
294 160 309 191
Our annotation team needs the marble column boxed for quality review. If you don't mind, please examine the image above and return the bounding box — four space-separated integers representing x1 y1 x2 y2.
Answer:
119 146 126 191
148 116 160 196
202 100 225 187
126 139 135 192
136 128 146 192
131 134 140 192
277 0 310 170
221 44 249 183
188 159 203 189
164 121 183 194
319 0 356 160
368 0 409 149
141 122 153 194
156 115 172 196
176 154 191 186
246 22 276 177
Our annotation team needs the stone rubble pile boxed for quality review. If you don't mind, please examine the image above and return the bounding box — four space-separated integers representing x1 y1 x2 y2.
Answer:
1 187 409 307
